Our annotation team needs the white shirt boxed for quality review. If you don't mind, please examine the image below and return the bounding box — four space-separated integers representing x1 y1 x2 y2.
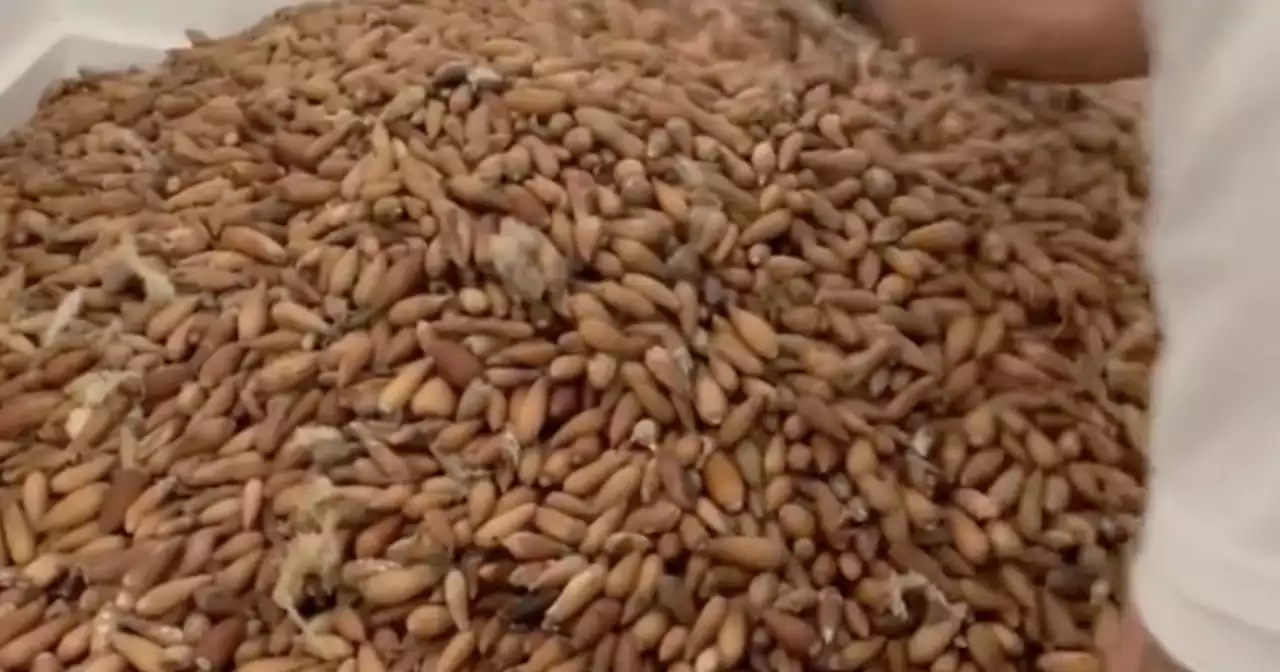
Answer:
1135 2 1280 670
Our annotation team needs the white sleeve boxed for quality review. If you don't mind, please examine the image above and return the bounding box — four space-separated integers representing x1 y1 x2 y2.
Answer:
1133 517 1280 672
1138 187 1280 671
1138 3 1280 669
1135 261 1280 672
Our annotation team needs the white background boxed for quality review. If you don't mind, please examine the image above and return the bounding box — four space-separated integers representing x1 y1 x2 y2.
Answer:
0 0 304 130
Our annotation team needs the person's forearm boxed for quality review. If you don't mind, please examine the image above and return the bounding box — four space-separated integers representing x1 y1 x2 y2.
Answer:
1106 608 1189 672
979 0 1148 82
867 0 1149 83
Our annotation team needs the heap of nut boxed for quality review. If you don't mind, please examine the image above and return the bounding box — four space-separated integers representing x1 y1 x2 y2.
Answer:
0 0 1153 670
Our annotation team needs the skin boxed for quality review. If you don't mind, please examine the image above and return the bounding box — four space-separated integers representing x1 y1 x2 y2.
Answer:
864 1 1168 668
1105 608 1187 672
866 0 1148 82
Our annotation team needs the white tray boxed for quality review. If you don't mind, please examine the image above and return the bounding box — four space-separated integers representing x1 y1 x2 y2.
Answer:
0 0 306 132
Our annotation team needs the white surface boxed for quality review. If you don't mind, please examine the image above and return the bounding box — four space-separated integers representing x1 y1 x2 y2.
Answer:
0 0 308 132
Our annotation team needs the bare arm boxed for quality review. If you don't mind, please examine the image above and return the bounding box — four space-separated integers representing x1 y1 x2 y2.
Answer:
865 0 1148 83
